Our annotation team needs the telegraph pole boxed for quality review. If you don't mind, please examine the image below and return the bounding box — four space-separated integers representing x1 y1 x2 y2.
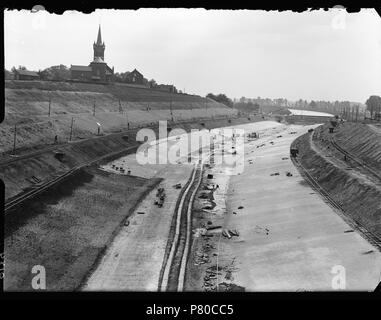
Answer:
170 98 173 122
355 105 359 122
48 94 51 117
69 117 74 141
12 124 17 155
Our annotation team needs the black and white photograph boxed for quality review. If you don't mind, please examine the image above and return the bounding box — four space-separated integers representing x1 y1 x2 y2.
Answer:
1 6 381 297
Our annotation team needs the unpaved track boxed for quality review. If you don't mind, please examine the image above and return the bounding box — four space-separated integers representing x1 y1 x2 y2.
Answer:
218 124 381 291
83 164 193 291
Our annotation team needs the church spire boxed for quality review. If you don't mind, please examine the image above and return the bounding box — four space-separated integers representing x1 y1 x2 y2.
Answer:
93 24 105 61
96 24 102 45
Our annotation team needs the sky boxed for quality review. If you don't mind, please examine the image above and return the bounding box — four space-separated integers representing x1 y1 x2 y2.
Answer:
4 8 381 103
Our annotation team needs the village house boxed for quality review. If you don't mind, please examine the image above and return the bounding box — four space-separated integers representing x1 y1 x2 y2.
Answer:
13 69 40 80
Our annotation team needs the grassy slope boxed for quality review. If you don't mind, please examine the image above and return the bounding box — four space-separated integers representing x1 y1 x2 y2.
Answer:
292 130 381 240
4 166 161 291
2 80 237 153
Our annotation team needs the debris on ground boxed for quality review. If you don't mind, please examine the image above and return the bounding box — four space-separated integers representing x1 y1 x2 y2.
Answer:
217 282 245 292
194 251 211 265
193 228 207 237
232 211 237 215
254 225 270 235
238 206 244 209
124 220 130 226
270 172 280 176
277 135 283 138
207 174 214 179
282 157 289 160
286 172 293 177
137 211 145 215
198 193 209 199
155 187 166 207
222 229 240 239
206 225 222 231
173 183 182 189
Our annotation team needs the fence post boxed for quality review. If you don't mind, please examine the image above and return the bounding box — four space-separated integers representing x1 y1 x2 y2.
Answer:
13 124 17 154
69 117 74 141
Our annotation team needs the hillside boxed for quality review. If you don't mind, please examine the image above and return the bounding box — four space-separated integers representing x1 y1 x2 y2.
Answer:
2 80 237 153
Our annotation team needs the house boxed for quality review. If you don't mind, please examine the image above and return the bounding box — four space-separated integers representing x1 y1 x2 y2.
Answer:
14 69 40 81
124 69 144 85
70 25 114 82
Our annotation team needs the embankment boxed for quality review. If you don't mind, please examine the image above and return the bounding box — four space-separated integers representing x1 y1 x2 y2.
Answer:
2 80 237 153
4 166 161 291
1 116 259 202
292 127 381 240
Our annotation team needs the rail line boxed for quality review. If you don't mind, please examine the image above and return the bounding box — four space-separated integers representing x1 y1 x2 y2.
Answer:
3 116 238 213
0 115 237 168
4 144 139 214
159 161 204 291
291 151 381 250
329 137 381 182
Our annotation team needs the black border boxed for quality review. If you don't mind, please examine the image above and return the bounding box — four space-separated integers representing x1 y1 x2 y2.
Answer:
1 0 381 311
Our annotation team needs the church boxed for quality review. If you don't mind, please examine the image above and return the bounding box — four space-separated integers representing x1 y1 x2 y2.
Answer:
70 25 114 82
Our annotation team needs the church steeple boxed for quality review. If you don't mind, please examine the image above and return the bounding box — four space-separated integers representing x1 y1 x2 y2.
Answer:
96 24 102 45
93 24 105 61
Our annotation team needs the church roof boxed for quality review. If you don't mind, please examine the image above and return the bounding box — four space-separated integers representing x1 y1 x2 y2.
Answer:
71 65 92 72
92 57 106 64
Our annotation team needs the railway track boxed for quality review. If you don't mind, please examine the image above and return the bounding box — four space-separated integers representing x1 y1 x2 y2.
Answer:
159 161 204 291
4 144 139 214
0 115 236 168
291 152 381 250
329 137 381 182
3 116 236 214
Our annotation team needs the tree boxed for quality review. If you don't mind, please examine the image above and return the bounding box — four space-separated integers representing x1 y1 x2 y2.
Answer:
148 79 157 88
4 69 13 80
206 93 233 108
365 95 381 119
39 64 70 81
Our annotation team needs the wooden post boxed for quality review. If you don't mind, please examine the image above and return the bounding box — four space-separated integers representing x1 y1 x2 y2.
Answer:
355 105 359 122
69 117 74 141
48 96 51 117
93 100 96 116
12 124 17 154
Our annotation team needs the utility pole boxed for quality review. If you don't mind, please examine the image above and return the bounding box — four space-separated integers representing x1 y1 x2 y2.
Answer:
12 124 17 155
93 100 96 116
69 117 74 141
170 98 173 122
48 94 51 117
355 105 359 122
